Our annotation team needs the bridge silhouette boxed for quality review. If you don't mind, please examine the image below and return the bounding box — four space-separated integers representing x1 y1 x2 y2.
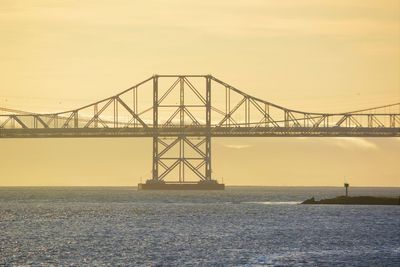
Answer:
1 75 399 189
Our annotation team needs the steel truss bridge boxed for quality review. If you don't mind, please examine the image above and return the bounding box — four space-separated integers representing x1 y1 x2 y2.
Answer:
1 75 399 188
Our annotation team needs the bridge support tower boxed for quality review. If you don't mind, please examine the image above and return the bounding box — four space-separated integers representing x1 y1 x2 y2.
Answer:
138 75 224 190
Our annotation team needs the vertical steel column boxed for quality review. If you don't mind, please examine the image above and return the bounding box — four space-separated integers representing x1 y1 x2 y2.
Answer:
180 77 184 127
179 136 182 183
114 98 118 128
94 104 98 128
225 86 228 127
54 115 58 128
284 110 289 128
368 115 373 128
152 75 159 181
133 87 137 127
205 76 212 181
225 86 231 127
390 115 395 128
74 111 78 128
179 77 185 182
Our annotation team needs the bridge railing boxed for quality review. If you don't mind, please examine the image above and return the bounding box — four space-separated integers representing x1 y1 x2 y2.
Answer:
1 112 399 130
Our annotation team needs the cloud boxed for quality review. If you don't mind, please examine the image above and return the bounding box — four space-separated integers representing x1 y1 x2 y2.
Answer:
295 137 379 150
2 0 397 40
223 144 252 149
331 137 378 150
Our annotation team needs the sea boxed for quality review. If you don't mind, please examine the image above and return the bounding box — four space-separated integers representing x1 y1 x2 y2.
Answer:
0 186 399 266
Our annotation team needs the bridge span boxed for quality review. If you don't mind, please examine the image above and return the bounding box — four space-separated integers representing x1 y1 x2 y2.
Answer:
1 75 399 189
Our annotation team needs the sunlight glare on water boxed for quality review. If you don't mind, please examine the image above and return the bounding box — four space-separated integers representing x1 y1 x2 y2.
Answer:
0 186 399 266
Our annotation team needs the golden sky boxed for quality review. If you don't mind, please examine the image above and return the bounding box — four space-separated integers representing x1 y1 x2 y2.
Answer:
0 0 399 186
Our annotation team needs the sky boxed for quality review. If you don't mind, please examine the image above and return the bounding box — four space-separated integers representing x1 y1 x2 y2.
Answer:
0 0 399 186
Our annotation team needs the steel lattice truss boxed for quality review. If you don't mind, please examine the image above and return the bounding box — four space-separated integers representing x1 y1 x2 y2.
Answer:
1 75 399 183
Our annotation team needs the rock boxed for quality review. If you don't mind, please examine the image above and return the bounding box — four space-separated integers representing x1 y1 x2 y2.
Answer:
301 196 400 205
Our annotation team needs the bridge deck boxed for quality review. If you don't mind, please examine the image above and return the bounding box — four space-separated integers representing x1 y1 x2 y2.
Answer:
1 127 399 138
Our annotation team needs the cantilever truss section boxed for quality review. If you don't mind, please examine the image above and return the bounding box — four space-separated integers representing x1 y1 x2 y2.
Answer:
1 75 400 184
1 75 399 135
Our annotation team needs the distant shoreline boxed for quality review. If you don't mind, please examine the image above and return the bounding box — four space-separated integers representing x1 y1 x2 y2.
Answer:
0 185 399 188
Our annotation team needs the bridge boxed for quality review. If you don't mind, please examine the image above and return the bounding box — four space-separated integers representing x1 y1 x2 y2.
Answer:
1 75 399 189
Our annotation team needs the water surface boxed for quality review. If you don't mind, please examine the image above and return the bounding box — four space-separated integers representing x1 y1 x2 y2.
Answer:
1 187 399 266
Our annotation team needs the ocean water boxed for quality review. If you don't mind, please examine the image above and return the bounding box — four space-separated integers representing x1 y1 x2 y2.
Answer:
0 187 399 266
